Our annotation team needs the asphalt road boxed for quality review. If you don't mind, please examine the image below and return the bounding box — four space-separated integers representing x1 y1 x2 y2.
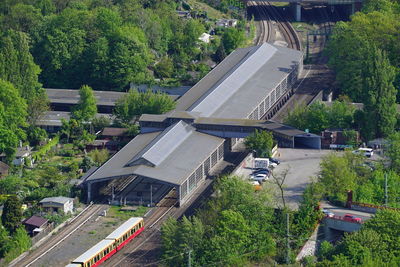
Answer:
321 201 374 222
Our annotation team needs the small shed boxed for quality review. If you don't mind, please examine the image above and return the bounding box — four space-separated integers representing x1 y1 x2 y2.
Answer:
23 215 48 235
40 196 74 214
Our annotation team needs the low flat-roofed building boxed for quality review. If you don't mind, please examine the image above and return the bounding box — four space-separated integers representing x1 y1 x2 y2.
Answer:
40 196 74 214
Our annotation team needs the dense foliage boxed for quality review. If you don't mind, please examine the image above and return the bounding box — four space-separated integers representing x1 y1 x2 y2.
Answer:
317 151 400 208
284 101 356 135
161 175 322 265
0 79 28 161
0 0 249 91
326 0 400 139
244 129 274 158
316 209 400 266
113 89 176 125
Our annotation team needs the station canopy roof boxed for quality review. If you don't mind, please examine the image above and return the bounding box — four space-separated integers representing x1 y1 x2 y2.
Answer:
85 121 224 186
175 43 303 119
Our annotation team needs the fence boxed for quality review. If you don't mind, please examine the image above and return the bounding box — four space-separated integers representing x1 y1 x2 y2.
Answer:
31 222 55 245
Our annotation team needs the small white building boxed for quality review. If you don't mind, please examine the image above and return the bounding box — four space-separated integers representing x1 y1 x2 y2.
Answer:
216 19 238 28
198 33 212 43
40 196 74 214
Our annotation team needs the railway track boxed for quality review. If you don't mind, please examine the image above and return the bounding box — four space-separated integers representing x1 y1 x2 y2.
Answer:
12 204 107 267
250 1 301 51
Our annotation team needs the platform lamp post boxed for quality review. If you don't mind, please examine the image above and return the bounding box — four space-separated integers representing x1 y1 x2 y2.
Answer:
150 183 153 207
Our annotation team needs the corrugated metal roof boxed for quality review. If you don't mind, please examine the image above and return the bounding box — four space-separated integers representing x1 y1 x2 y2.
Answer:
105 217 143 240
72 239 114 263
176 43 303 119
190 44 277 117
46 88 125 106
126 121 194 167
85 122 224 186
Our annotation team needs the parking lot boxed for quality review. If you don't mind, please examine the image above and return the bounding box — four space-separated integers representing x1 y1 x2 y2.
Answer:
235 148 334 210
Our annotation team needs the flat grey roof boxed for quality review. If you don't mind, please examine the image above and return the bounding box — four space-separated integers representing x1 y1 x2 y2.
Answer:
40 196 73 204
46 88 179 105
176 43 303 119
36 111 114 127
86 121 224 186
46 88 126 106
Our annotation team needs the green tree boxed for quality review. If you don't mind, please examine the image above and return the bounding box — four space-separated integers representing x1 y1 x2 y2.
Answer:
362 48 397 139
387 132 400 172
1 196 23 233
88 149 109 165
244 129 274 158
318 152 359 202
0 79 27 161
154 57 174 79
91 116 111 132
215 42 226 63
72 85 97 122
222 28 245 54
114 89 175 125
0 30 46 125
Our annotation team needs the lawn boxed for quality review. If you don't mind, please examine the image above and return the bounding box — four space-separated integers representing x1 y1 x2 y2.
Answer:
107 205 149 221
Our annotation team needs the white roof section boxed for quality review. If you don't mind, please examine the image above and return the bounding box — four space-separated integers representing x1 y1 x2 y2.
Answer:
86 121 224 186
40 196 73 204
127 121 193 167
189 44 276 117
105 217 143 240
176 43 303 119
72 239 114 263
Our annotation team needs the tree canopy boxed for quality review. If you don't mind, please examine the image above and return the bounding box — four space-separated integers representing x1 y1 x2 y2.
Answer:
0 79 27 161
1 196 23 233
72 85 97 122
244 130 274 158
113 89 176 126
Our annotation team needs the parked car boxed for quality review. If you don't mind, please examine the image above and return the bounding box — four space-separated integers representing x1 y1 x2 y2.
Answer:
269 158 280 165
250 173 268 182
269 162 278 168
321 209 334 218
253 169 270 176
343 213 362 223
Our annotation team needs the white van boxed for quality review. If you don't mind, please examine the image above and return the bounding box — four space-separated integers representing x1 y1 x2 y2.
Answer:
357 148 373 157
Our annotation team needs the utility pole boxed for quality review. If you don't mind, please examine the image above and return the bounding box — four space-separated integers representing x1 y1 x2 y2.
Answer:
150 184 153 207
187 249 192 267
286 213 290 264
385 173 388 206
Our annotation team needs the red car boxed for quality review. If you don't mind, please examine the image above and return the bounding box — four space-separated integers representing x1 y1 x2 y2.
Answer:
343 214 362 223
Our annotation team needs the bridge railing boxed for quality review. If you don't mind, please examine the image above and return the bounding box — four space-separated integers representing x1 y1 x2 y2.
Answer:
325 215 363 224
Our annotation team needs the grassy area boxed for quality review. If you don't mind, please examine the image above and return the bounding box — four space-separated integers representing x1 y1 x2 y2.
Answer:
187 0 230 19
107 205 149 221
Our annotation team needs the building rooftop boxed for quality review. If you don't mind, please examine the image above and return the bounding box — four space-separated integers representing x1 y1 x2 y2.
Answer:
86 121 224 186
23 216 48 228
175 43 302 119
101 127 128 137
36 111 114 127
40 196 74 205
46 88 126 106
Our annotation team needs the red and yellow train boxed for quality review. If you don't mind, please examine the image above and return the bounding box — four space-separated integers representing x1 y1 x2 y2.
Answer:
66 217 144 267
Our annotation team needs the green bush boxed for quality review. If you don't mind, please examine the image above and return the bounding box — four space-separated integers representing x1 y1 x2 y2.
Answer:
32 136 59 162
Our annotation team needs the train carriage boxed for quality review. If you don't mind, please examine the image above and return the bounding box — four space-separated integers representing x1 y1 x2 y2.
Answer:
104 217 144 250
67 217 144 267
70 239 116 267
